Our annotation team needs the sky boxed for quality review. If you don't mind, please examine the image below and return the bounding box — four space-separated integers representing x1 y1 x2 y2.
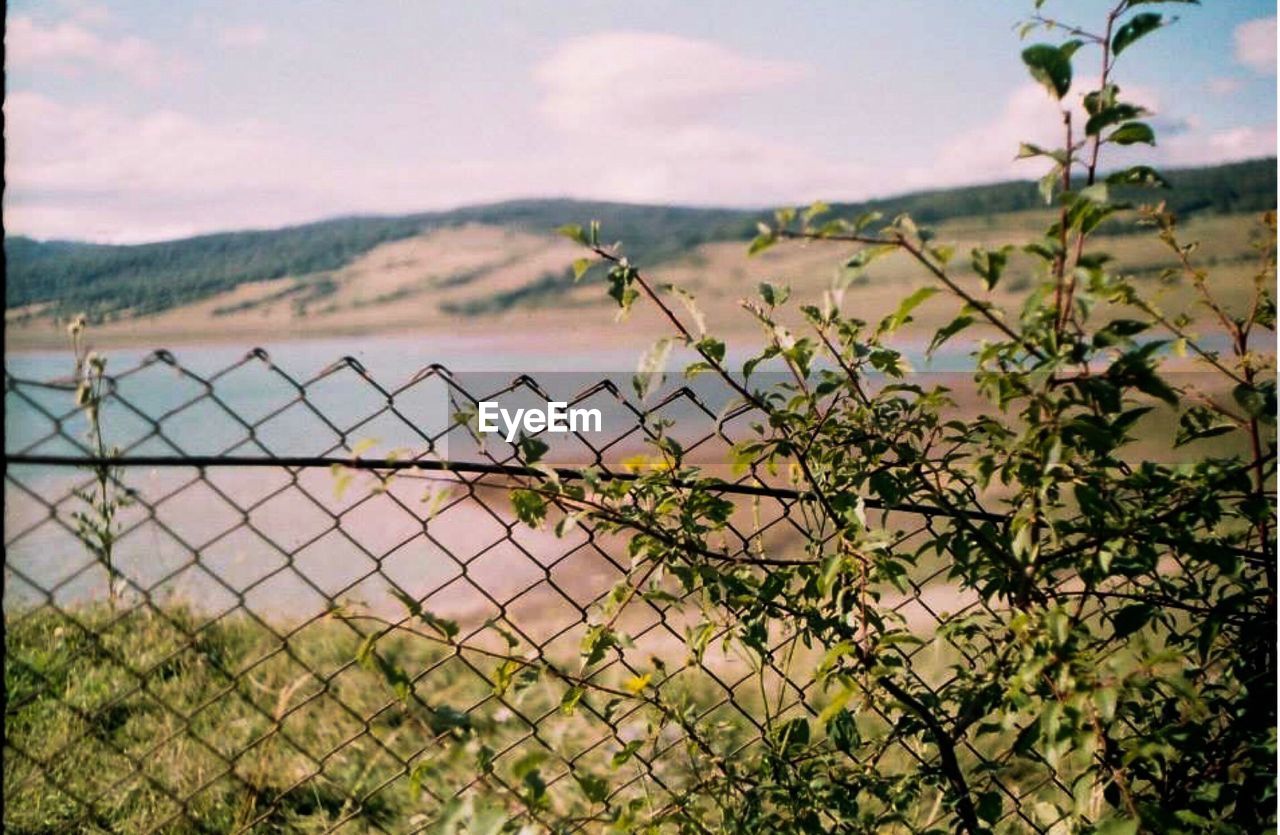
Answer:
5 0 1277 243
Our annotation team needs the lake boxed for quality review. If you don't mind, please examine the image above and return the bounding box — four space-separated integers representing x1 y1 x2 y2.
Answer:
3 331 830 624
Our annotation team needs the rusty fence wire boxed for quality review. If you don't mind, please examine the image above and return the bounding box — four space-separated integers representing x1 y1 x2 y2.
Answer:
2 348 1239 833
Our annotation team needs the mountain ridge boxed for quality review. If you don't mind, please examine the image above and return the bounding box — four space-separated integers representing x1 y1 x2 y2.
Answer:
7 157 1275 319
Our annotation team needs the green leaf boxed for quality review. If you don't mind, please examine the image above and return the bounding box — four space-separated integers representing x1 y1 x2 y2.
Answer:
929 314 976 357
408 761 434 801
571 258 592 280
695 336 726 364
1017 142 1061 161
882 286 938 333
575 772 610 804
1108 122 1156 146
1092 318 1149 347
1112 603 1155 639
356 638 412 703
775 717 810 752
1176 405 1236 447
1233 381 1277 422
511 489 547 527
1095 686 1118 722
748 231 778 256
972 245 1013 290
827 708 859 754
556 224 587 245
1197 616 1222 663
1074 483 1108 518
493 658 521 696
802 200 830 224
580 624 619 669
1077 182 1109 204
511 750 546 781
607 264 639 312
976 791 1003 824
1038 167 1060 205
1022 44 1072 98
517 434 549 464
611 739 642 768
1108 349 1179 405
1013 720 1040 755
1085 104 1147 137
331 464 354 500
427 706 473 737
1112 12 1163 56
1084 82 1119 115
560 685 586 716
420 484 455 519
758 282 790 306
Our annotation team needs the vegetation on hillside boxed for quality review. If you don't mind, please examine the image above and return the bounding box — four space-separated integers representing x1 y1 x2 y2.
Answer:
7 158 1275 322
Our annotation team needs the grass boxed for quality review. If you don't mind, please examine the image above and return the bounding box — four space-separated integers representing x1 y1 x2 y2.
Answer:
4 578 1171 833
3 600 774 833
6 605 425 832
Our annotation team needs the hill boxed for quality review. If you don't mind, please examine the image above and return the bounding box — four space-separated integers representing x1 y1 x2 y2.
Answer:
5 158 1275 321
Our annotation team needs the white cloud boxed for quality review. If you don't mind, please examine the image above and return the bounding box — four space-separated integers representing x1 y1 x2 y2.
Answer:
1235 17 1276 75
2 93 577 241
3 93 342 241
6 24 1273 243
219 24 269 48
573 124 880 206
6 14 184 85
920 83 1161 187
924 84 1066 187
8 29 845 240
525 32 890 205
1162 124 1277 166
922 83 1272 190
535 31 808 129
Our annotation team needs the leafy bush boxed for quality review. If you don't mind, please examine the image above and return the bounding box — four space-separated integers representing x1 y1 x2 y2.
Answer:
384 2 1274 831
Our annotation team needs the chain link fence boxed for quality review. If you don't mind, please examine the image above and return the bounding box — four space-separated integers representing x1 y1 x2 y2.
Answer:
3 348 1242 833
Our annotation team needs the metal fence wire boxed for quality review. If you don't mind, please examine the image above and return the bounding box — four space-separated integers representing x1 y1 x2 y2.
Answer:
2 348 1250 833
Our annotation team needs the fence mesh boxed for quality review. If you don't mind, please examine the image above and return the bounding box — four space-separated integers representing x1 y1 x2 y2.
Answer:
3 347 1258 833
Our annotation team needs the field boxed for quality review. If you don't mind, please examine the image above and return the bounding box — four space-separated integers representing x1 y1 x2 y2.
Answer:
3 588 819 832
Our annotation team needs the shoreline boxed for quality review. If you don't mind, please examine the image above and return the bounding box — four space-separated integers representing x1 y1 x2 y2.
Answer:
3 309 680 356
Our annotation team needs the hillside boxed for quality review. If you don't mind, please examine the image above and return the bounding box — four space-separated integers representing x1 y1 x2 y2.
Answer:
6 158 1275 324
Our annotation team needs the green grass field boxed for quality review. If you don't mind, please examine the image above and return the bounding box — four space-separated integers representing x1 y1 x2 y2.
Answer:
4 601 772 833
